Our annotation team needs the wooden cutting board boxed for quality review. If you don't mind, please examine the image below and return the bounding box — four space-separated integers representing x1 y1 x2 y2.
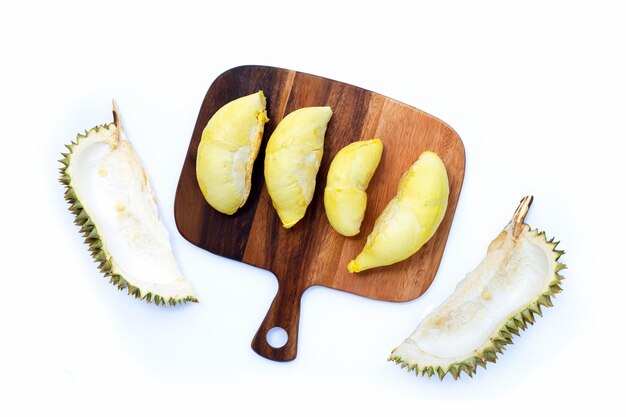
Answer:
174 65 465 361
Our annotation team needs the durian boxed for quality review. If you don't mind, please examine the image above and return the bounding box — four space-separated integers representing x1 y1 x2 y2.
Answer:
264 106 333 228
59 103 197 306
348 151 449 272
324 139 383 236
196 91 269 214
389 196 566 379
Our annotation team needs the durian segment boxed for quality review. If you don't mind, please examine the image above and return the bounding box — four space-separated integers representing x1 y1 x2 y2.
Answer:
59 103 197 305
196 91 269 214
389 196 566 380
348 151 449 272
264 106 333 228
324 139 383 236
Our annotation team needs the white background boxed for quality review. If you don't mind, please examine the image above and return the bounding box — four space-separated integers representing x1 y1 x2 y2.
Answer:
2 0 624 415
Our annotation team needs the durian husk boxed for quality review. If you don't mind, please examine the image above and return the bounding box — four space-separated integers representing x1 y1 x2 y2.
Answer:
59 104 197 306
388 196 566 379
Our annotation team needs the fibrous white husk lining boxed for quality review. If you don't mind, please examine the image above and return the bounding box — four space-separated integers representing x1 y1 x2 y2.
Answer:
388 197 565 380
59 107 197 306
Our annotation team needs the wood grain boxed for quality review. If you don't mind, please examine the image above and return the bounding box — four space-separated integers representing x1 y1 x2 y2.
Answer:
174 65 465 361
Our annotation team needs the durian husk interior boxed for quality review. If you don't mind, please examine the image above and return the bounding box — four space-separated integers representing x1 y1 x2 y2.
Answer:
389 196 566 379
59 104 197 306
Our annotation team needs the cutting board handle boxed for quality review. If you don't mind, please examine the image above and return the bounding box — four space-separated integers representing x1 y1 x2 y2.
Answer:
251 285 302 361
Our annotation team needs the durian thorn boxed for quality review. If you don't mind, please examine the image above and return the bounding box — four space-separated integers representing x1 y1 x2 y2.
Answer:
511 195 533 238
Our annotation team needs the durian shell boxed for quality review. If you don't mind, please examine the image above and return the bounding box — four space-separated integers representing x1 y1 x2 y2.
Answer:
59 105 197 306
388 196 566 379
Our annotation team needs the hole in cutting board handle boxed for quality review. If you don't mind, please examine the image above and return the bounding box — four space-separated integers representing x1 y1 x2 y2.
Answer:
266 327 288 348
251 287 302 361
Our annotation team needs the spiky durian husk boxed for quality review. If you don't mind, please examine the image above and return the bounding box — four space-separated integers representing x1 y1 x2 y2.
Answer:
388 197 566 380
59 114 197 306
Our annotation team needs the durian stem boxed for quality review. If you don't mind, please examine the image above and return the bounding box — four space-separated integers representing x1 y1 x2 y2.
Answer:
512 195 533 238
112 100 120 127
111 100 123 147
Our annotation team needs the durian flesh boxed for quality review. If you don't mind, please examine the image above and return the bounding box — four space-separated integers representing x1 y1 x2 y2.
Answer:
59 104 197 305
324 139 383 236
264 106 333 228
389 196 566 379
196 91 269 214
348 151 449 272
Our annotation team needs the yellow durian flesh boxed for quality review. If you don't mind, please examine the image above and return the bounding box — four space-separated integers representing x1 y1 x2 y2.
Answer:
348 151 449 272
196 91 269 215
324 139 383 236
264 106 333 228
